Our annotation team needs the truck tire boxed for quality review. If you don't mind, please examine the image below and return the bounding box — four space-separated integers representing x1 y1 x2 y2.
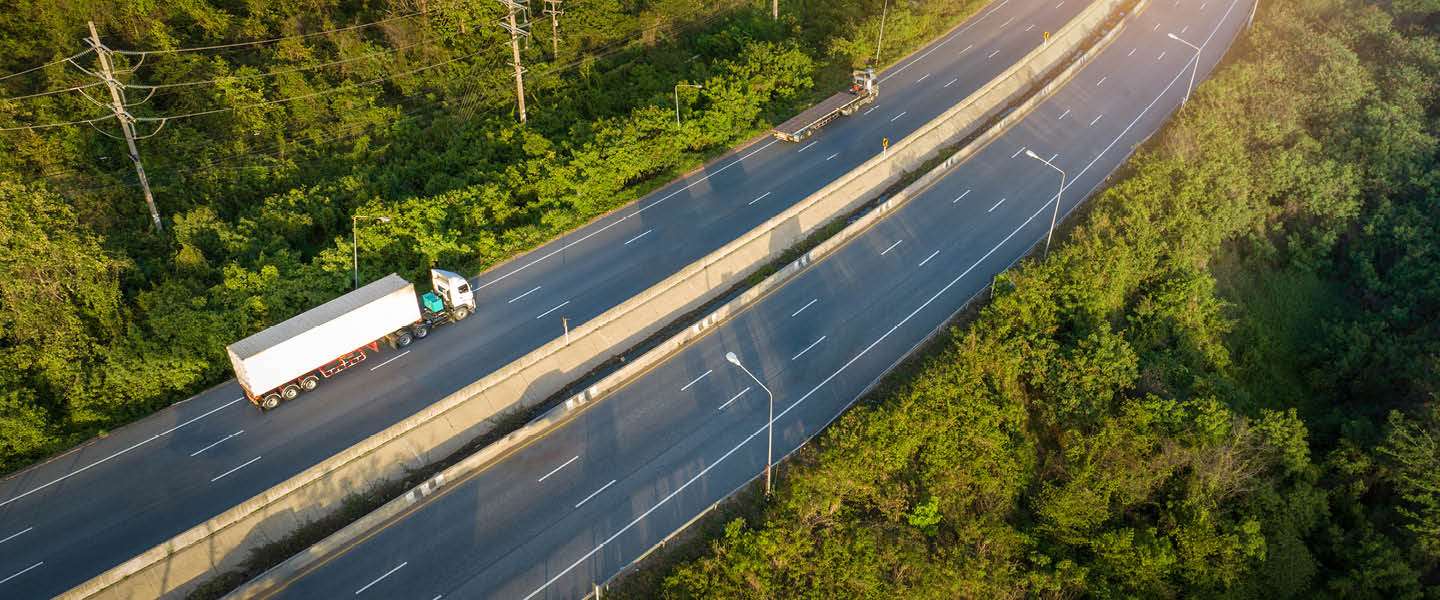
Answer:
453 305 471 321
412 324 430 339
261 394 281 410
281 385 301 401
394 331 413 348
301 376 319 392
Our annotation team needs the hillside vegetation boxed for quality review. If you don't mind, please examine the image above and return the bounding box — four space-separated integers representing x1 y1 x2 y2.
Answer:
0 0 988 471
615 0 1440 597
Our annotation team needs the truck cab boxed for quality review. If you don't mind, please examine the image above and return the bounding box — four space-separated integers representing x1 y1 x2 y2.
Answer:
414 269 476 339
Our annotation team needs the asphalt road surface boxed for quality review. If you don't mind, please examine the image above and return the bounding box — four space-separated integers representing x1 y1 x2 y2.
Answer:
0 1 1090 597
249 0 1255 598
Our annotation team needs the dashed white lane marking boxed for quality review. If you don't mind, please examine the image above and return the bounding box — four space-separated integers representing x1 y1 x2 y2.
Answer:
791 336 826 361
536 301 570 319
953 189 971 203
575 480 617 508
880 239 903 255
987 49 1000 59
864 106 878 116
521 5 1247 594
915 73 930 83
0 527 33 546
826 152 839 161
1000 17 1014 28
749 192 771 205
624 229 653 245
718 387 751 411
680 370 714 392
1181 24 1189 33
1056 0 1064 7
944 78 958 88
370 350 411 371
1011 146 1027 158
1096 76 1107 86
989 198 1007 212
432 596 443 600
1090 114 1104 126
799 141 819 152
1154 23 1160 30
890 111 907 122
1058 108 1071 119
0 562 43 586
509 286 541 303
1129 47 1136 56
877 0 1012 84
791 298 819 317
0 397 244 509
918 250 941 267
1026 24 1035 31
355 562 407 595
537 456 580 482
210 456 261 483
1158 50 1167 60
190 430 244 457
1201 2 1207 9
962 43 974 53
1049 153 1059 163
475 139 779 291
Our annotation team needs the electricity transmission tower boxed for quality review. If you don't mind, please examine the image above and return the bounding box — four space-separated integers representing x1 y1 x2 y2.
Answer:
85 21 164 231
498 0 531 122
542 0 563 58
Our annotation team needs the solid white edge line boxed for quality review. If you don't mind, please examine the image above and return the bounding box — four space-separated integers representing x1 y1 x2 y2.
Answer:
190 430 245 457
210 456 261 483
791 298 819 317
680 369 714 392
0 527 33 546
0 562 42 586
537 455 580 483
0 397 244 509
536 301 570 320
369 350 411 372
355 562 407 595
574 479 617 508
791 336 826 361
508 286 541 303
474 139 779 291
718 387 751 411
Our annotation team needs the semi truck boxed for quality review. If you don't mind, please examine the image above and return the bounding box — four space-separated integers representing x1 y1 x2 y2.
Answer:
772 69 878 142
226 269 476 410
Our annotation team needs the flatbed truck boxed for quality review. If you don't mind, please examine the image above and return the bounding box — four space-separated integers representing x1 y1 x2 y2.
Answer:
772 69 878 142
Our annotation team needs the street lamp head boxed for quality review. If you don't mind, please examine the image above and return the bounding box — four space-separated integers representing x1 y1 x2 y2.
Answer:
725 352 740 366
1025 149 1040 160
1167 32 1179 40
377 216 392 223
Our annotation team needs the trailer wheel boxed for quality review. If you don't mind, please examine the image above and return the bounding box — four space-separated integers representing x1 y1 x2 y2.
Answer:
394 331 414 348
452 305 471 321
261 394 281 410
412 324 430 339
300 376 319 392
281 385 301 401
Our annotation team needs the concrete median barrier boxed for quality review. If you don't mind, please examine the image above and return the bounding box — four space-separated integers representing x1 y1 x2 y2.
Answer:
64 2 1130 598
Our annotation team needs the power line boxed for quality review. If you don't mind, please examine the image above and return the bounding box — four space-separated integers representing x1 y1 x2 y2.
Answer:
111 9 442 57
0 113 116 132
0 80 105 103
0 48 95 82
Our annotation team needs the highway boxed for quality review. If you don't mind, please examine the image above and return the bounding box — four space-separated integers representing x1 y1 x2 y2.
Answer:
0 1 1088 597
245 0 1254 598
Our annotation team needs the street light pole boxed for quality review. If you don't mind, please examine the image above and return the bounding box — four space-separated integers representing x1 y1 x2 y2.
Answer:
874 0 890 65
725 352 775 498
674 83 703 128
1024 150 1065 257
352 214 392 289
1167 33 1201 106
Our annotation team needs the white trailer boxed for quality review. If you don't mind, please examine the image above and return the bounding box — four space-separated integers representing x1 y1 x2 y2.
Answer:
228 274 422 410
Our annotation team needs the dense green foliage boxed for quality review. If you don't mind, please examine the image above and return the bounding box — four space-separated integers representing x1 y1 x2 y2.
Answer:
619 0 1440 597
0 0 987 471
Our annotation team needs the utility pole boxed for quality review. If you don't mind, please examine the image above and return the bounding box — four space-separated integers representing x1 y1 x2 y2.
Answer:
772 0 778 20
499 0 531 123
543 0 563 58
87 21 163 231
